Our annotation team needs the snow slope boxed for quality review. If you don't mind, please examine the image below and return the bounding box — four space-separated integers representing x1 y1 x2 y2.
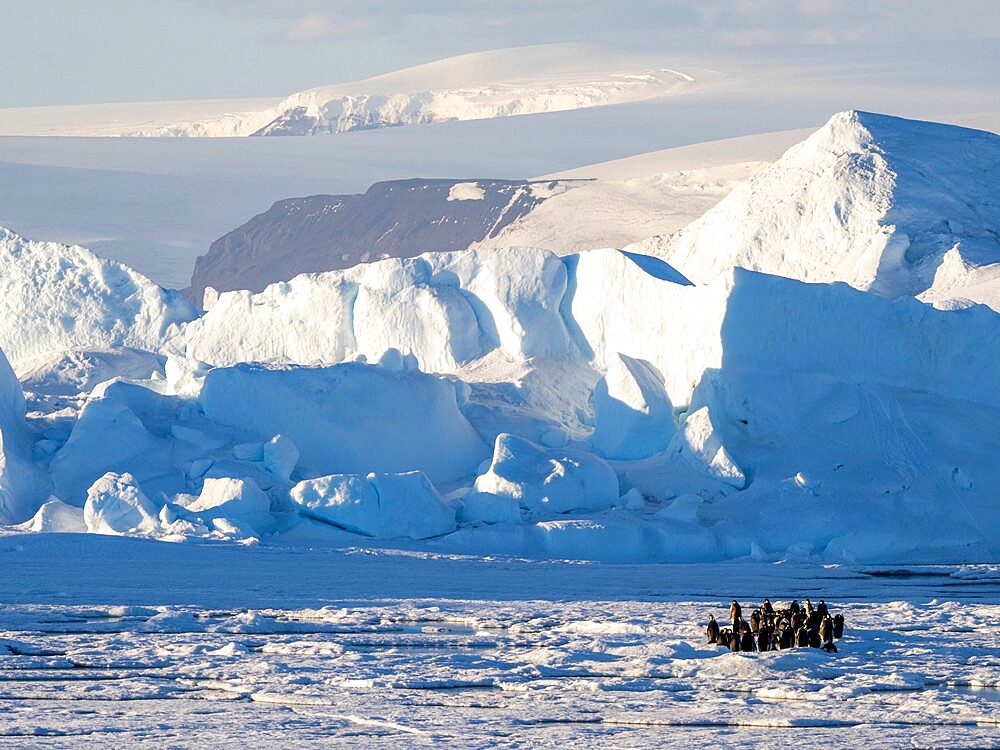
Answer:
463 129 816 257
467 161 768 257
627 111 1000 307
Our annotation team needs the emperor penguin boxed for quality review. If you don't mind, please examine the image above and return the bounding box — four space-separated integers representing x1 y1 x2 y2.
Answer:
707 614 720 644
820 615 834 645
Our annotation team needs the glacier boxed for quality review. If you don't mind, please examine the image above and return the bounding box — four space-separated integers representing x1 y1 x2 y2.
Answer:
1 111 999 566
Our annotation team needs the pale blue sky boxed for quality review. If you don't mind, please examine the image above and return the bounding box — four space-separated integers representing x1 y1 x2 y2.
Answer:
3 0 998 107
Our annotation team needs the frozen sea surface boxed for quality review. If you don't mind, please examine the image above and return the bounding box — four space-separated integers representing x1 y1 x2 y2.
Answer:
0 535 997 747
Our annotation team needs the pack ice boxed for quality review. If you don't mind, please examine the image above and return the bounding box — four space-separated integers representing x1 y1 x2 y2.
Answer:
0 228 196 368
3 111 999 564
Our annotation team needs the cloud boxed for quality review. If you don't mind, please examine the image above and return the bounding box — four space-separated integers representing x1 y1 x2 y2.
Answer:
703 0 877 44
182 0 1000 48
283 11 369 41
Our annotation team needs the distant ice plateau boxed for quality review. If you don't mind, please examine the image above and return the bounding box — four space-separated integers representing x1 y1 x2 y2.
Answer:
172 65 697 138
0 46 709 138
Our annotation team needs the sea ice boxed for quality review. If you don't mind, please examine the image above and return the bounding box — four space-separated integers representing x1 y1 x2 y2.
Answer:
291 470 456 539
84 472 161 536
198 361 488 485
472 433 620 515
180 477 275 536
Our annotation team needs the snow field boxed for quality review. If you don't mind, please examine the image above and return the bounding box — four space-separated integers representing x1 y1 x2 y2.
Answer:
0 549 997 748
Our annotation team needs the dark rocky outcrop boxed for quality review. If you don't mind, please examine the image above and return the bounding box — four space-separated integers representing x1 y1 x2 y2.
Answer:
188 178 579 306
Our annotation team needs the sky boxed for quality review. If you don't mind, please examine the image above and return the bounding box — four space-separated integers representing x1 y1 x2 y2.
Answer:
2 0 999 107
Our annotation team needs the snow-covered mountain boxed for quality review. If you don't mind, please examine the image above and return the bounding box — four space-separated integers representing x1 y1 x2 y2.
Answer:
124 46 704 137
2 41 994 293
627 111 1000 307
